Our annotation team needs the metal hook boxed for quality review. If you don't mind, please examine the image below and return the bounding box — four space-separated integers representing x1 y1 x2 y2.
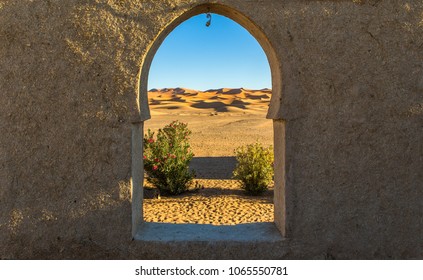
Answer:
205 13 212 27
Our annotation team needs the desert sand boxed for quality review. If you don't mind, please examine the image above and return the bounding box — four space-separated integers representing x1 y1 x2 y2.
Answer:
143 88 274 225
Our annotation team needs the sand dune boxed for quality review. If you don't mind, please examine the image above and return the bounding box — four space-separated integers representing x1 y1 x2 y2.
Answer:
148 87 271 115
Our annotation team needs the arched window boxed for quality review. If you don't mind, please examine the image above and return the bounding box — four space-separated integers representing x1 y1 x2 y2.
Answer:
132 4 286 241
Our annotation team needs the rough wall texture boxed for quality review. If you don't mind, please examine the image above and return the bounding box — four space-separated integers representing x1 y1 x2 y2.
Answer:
1 0 422 259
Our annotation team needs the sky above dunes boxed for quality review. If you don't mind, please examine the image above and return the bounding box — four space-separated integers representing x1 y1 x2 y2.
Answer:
148 14 271 91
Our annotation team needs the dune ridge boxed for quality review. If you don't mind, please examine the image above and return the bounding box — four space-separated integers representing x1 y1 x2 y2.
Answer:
148 87 272 115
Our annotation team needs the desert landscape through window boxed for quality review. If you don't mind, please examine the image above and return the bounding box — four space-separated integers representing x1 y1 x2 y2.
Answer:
143 14 274 226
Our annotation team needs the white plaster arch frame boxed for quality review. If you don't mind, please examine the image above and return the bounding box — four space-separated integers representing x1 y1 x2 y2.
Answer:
132 3 287 241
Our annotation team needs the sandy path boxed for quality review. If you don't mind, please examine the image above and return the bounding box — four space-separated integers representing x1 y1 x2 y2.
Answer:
144 179 274 225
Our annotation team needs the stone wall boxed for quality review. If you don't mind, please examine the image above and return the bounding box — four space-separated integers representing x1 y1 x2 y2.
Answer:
1 0 422 259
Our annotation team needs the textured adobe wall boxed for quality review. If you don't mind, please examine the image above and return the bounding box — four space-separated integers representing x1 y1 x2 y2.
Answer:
1 0 422 259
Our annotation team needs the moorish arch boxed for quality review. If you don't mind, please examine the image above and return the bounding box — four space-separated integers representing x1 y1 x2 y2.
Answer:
132 3 287 240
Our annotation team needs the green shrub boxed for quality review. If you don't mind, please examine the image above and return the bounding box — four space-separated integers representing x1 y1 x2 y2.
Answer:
143 120 195 195
233 142 274 195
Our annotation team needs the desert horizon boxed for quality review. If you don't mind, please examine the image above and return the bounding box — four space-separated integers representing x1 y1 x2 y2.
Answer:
147 87 272 116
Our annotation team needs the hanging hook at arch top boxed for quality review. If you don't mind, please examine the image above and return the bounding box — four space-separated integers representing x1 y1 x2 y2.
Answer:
205 12 212 27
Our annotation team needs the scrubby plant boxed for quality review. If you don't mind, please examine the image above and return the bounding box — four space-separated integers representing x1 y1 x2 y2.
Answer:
233 142 274 195
143 120 195 195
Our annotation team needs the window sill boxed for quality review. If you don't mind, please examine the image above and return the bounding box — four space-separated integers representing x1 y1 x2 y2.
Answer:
134 222 284 242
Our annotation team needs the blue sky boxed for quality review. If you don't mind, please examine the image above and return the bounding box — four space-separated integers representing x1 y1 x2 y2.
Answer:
148 14 271 91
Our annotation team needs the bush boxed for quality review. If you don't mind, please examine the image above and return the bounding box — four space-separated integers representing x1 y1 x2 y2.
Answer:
233 142 274 195
143 120 195 195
